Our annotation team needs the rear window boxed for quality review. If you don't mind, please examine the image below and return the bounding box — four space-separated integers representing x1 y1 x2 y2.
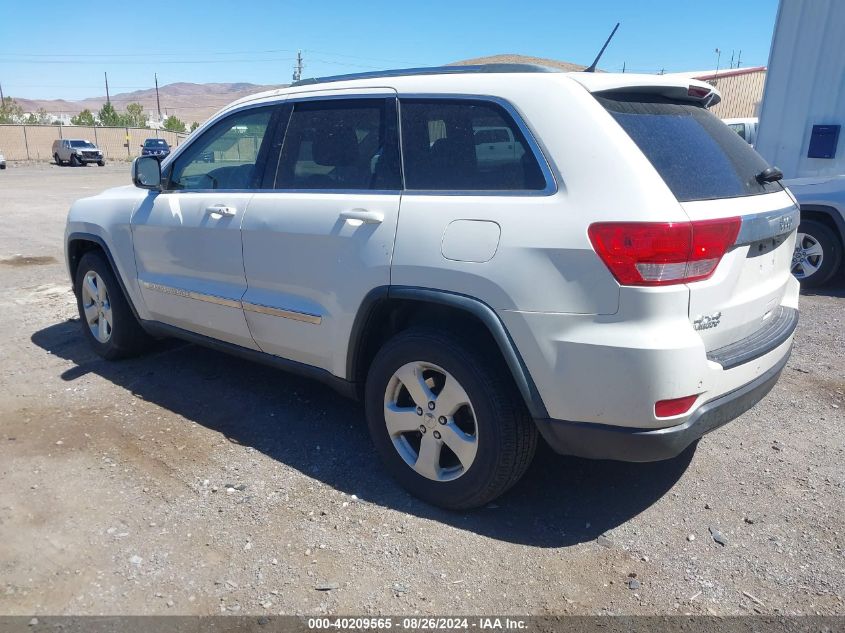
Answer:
597 94 780 202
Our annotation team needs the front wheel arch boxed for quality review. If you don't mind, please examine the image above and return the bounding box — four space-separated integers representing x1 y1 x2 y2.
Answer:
66 234 144 324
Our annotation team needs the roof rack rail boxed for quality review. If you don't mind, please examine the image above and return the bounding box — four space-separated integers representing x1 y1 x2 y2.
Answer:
291 64 559 87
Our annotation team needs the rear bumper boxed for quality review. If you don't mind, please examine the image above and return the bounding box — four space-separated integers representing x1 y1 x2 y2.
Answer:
534 345 791 462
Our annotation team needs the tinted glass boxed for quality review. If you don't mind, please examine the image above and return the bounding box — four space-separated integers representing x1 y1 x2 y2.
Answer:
145 139 168 147
598 94 780 201
400 99 546 191
168 108 273 190
727 123 747 140
70 140 95 148
273 99 400 190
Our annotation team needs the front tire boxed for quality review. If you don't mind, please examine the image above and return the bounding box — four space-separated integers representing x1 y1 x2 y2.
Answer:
54 153 63 166
98 160 105 167
792 219 842 287
74 251 151 359
70 154 81 167
365 328 537 510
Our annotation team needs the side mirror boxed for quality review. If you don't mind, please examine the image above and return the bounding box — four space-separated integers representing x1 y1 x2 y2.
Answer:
132 156 161 190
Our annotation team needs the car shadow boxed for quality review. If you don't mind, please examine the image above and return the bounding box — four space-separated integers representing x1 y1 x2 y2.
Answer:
31 319 693 548
800 276 845 298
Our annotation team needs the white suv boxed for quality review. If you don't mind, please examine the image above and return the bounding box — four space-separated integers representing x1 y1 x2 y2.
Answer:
64 65 800 509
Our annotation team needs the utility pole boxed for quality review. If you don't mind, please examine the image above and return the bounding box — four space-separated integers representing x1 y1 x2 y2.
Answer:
729 49 735 69
737 50 742 68
292 50 304 83
622 61 626 73
715 48 721 74
0 81 4 103
104 72 111 105
155 73 162 121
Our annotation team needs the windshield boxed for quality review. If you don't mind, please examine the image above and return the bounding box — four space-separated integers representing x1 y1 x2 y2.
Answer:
144 139 168 147
597 93 780 202
69 140 96 148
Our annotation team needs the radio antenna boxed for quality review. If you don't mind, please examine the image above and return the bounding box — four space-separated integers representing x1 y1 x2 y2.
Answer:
585 22 620 72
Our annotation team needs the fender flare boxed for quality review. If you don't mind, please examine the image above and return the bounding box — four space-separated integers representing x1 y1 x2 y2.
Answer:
799 204 845 242
66 231 144 323
347 285 549 419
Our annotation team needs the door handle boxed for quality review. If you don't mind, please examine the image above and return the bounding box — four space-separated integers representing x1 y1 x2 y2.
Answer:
205 204 236 217
339 209 383 224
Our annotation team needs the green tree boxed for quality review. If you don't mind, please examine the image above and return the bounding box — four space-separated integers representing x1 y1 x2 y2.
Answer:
0 97 24 123
190 121 200 132
162 115 186 133
71 109 97 126
98 102 126 127
125 102 146 128
25 108 52 125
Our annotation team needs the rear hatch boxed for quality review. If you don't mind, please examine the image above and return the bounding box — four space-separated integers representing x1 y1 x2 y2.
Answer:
596 90 797 355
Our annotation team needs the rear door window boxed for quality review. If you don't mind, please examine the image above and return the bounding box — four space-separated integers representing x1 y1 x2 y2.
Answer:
400 99 547 191
597 94 780 201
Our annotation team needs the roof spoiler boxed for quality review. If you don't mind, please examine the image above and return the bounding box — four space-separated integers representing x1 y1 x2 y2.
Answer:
594 83 721 108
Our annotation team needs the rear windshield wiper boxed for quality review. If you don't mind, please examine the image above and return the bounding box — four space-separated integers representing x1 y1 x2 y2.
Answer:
756 166 783 184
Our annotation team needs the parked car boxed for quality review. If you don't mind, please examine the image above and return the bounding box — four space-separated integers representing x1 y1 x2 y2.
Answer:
64 65 799 509
723 117 759 146
52 139 105 167
0 149 6 169
141 138 171 160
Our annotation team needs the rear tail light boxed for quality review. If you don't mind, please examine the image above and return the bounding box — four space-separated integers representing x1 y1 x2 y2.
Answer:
655 394 699 418
588 218 740 286
687 85 712 99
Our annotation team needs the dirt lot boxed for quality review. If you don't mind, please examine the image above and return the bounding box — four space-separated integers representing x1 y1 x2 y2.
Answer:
0 163 842 617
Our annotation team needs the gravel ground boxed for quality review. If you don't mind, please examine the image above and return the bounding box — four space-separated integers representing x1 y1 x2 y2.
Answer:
0 163 843 616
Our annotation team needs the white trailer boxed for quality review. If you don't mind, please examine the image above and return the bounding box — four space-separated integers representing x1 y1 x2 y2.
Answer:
756 0 845 286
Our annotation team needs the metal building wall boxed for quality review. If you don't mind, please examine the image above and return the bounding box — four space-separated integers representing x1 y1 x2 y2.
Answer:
755 0 845 179
706 71 767 119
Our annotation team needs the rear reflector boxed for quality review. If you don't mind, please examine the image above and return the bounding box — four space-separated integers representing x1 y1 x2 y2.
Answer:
588 218 740 286
655 394 699 418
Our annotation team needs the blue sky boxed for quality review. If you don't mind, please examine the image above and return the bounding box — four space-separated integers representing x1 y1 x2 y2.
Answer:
0 0 778 101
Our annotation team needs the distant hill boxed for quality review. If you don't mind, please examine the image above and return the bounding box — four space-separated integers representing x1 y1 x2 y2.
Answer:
13 56 592 125
450 54 589 72
15 82 284 125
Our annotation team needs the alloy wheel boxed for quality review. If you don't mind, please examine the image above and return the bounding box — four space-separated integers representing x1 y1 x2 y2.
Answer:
383 361 479 482
791 231 824 280
80 271 113 343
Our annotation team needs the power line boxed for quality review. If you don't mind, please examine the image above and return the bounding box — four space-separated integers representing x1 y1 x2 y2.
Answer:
1 57 297 65
0 48 297 58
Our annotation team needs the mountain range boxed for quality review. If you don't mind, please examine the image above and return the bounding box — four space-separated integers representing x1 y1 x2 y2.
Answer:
15 82 284 124
13 55 589 125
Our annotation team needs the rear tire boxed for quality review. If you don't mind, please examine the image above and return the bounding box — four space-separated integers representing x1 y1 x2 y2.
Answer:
792 219 841 287
74 251 151 360
365 328 537 510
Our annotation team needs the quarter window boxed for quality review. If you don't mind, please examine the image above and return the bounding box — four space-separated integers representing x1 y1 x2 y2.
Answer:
168 107 274 190
400 99 547 191
273 99 401 190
